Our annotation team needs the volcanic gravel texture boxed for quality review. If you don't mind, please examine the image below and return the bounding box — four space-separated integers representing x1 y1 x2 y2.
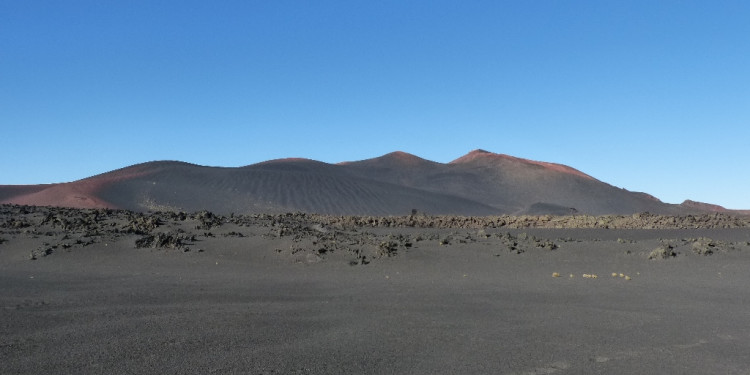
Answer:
2 204 750 374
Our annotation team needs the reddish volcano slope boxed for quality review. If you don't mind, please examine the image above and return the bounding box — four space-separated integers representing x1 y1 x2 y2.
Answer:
0 150 719 215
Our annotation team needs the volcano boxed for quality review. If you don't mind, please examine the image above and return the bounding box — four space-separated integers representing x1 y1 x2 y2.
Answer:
0 150 734 215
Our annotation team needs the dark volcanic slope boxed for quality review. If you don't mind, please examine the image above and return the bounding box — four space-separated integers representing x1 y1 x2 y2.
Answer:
92 158 500 215
0 150 722 215
341 150 685 216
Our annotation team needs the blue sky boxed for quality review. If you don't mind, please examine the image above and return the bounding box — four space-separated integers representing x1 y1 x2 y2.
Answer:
2 1 749 209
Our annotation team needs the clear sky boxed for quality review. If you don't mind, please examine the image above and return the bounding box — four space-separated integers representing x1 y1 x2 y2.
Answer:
2 1 749 209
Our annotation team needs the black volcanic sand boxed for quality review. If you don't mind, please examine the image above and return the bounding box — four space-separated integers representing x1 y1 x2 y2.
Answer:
2 205 750 374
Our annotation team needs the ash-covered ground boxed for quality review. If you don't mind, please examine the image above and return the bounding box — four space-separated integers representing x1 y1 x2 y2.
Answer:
2 205 750 374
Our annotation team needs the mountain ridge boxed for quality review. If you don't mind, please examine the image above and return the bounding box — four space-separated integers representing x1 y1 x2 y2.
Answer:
1 150 745 216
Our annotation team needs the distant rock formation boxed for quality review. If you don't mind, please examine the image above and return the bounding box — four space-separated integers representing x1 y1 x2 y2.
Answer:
680 200 727 212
